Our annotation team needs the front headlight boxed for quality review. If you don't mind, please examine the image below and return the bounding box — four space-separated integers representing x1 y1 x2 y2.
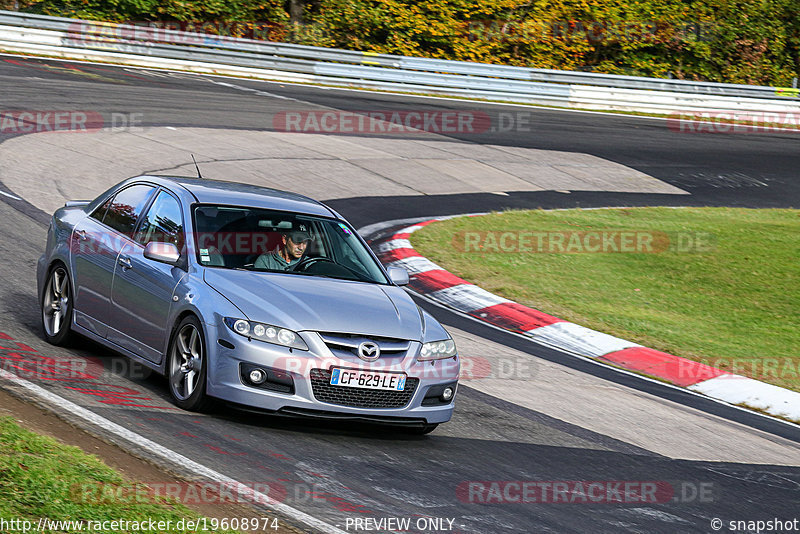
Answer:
224 318 308 351
419 338 457 361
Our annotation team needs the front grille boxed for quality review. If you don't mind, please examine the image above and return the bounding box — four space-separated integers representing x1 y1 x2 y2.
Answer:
318 332 411 361
309 369 418 409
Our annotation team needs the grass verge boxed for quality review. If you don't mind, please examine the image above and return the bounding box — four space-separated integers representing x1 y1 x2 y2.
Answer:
0 416 239 533
411 207 799 392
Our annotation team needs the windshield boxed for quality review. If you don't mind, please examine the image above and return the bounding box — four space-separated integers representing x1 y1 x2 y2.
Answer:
192 205 389 284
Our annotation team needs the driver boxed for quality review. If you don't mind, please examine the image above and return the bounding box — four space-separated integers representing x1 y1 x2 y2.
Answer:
254 223 312 271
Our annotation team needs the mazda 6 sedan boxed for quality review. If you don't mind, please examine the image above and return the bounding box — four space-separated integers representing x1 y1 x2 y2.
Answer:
38 176 459 433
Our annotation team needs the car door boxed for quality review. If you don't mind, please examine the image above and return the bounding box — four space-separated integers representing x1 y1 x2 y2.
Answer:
71 184 156 338
107 189 186 363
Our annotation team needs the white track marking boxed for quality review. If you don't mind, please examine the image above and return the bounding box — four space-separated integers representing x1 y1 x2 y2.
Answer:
426 284 511 312
529 322 640 358
0 52 684 124
205 79 297 101
0 190 22 200
689 375 800 421
0 368 348 534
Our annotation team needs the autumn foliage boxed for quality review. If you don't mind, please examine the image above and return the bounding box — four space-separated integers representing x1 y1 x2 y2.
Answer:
12 0 800 86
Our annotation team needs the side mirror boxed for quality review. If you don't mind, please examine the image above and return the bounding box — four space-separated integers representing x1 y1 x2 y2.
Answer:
143 242 180 265
387 266 409 286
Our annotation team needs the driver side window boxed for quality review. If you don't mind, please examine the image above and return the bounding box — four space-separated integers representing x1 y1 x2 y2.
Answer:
102 184 155 238
135 191 184 250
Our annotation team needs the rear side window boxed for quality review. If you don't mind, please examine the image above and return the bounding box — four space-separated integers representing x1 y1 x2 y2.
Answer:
135 190 184 250
90 196 112 222
102 184 155 237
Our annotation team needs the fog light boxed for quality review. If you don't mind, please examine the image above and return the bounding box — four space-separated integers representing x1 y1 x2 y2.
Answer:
442 387 454 401
249 369 267 385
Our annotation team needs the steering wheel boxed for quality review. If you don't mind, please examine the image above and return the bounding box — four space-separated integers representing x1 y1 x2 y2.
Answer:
289 256 336 272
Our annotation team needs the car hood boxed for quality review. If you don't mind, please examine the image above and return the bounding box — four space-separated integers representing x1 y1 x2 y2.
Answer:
204 269 423 340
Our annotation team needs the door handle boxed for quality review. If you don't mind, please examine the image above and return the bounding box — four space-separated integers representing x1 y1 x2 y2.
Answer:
75 230 88 241
118 255 132 270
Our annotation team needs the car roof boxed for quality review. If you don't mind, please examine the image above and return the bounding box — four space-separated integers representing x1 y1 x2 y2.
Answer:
135 175 337 218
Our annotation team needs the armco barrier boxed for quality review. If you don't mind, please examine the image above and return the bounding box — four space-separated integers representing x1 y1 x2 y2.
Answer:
0 10 799 115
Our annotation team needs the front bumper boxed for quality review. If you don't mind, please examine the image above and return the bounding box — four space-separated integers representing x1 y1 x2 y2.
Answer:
206 323 459 425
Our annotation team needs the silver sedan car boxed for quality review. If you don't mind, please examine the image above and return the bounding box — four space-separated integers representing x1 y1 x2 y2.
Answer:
38 176 459 433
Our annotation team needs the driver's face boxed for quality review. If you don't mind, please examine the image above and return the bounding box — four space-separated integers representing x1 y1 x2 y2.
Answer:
284 235 308 260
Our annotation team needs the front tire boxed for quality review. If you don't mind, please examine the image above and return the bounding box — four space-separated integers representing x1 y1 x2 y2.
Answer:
167 316 211 411
41 264 73 346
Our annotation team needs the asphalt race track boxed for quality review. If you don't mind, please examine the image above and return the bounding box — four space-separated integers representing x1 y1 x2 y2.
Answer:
0 55 799 534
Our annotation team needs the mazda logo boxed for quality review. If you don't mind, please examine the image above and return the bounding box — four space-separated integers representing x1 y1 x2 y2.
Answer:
357 341 380 362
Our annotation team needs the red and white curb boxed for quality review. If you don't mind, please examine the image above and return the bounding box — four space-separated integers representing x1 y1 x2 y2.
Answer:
373 217 800 423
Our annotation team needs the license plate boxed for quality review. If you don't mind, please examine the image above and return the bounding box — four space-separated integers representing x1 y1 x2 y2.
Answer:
330 368 406 391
